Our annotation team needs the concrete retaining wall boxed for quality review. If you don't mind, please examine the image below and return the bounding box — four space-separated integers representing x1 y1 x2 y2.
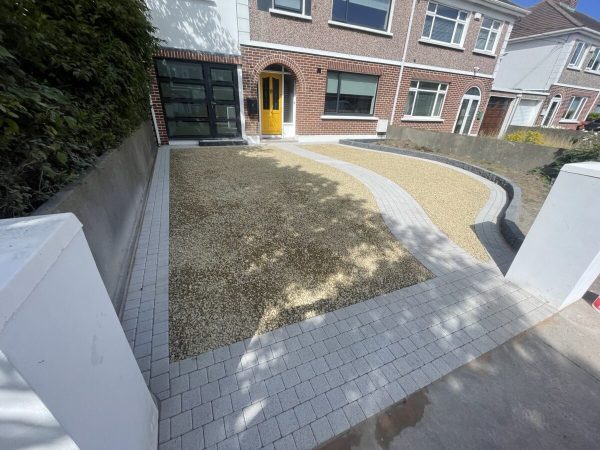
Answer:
35 122 157 312
506 125 583 142
386 126 561 172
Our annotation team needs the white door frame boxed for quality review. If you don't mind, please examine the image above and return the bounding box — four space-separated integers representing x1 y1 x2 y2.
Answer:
542 95 562 127
453 87 481 135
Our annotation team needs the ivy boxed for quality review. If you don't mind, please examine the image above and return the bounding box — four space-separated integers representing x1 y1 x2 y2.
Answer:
0 0 159 217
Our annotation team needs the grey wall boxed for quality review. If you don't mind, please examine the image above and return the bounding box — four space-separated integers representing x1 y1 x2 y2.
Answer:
35 122 157 313
386 126 561 171
507 125 583 142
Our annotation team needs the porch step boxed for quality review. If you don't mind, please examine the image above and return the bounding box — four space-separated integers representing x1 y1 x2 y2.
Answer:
196 139 247 147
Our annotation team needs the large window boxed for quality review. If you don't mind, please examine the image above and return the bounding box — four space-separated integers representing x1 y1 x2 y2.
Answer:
324 71 379 115
422 2 469 46
475 17 501 53
563 96 587 120
272 0 310 16
586 47 600 72
404 80 448 118
569 41 589 68
331 0 393 31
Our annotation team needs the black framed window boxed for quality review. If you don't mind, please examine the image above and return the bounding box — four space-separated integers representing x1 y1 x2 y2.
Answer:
331 0 392 31
324 71 378 115
273 0 302 13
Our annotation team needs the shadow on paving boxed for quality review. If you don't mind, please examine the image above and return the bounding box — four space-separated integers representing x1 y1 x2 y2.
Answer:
318 298 600 450
168 147 431 360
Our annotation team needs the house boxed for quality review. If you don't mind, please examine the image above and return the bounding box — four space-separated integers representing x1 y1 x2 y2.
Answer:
491 0 600 133
145 0 528 144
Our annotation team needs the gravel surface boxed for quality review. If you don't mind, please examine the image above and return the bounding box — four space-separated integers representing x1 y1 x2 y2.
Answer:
380 140 551 233
305 144 491 262
169 146 431 360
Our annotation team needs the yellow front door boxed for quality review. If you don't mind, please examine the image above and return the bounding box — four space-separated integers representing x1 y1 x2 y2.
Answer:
260 73 283 135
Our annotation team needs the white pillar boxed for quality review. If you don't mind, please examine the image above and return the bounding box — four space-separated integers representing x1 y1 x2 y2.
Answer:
506 162 600 309
0 213 157 450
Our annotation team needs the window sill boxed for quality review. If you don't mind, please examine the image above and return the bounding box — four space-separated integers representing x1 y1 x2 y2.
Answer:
401 116 444 122
418 38 464 51
269 8 312 21
584 69 600 76
321 115 379 121
327 20 393 37
472 49 496 58
567 66 583 72
559 119 580 124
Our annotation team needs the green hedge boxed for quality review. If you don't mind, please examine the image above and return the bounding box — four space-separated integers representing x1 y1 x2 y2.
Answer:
0 0 159 218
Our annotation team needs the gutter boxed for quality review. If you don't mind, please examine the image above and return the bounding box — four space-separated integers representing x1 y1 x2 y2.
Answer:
472 0 530 17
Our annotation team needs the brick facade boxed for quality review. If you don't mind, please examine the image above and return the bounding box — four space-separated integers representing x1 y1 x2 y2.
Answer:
535 84 600 129
241 45 494 137
149 48 242 145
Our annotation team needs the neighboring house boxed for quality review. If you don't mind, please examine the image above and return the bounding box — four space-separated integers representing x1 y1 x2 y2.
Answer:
491 0 600 133
145 0 528 144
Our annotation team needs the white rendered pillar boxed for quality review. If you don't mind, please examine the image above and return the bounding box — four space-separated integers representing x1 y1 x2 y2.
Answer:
507 162 600 309
0 213 157 450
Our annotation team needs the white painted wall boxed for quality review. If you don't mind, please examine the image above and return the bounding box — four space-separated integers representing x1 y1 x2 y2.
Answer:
507 163 600 310
495 38 567 90
146 0 239 55
0 214 157 450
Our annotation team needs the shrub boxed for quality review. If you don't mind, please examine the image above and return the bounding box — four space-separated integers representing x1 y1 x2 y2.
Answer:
505 130 545 145
587 112 600 121
0 0 159 218
534 134 600 181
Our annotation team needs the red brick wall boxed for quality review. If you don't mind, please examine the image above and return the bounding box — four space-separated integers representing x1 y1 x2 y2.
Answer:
393 68 493 134
149 48 242 145
242 45 494 137
535 85 599 129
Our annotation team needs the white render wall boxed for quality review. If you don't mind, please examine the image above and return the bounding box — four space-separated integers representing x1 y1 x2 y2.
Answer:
146 0 240 55
0 214 157 450
507 163 600 310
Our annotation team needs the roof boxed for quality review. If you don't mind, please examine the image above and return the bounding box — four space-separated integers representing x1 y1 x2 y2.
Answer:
511 1 600 39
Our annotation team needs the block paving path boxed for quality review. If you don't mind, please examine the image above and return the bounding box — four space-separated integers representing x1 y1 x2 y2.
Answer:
120 144 556 450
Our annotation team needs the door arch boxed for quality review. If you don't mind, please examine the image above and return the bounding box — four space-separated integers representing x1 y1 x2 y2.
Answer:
542 95 562 127
454 87 481 135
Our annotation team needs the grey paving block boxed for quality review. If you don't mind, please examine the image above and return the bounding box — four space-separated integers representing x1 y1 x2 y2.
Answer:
276 409 300 436
274 433 297 450
231 388 252 411
217 434 240 450
237 426 262 450
357 393 379 418
326 387 348 410
310 416 334 445
310 393 333 418
159 419 170 444
281 368 301 388
266 374 286 396
218 374 238 396
201 381 220 403
327 408 351 435
341 380 362 403
204 418 226 447
192 403 213 428
161 395 182 419
258 417 281 445
261 395 283 420
208 363 226 382
294 402 317 428
212 395 233 420
278 388 300 411
249 380 268 403
181 388 202 412
171 375 190 396
171 411 192 438
243 402 265 428
293 425 317 450
223 411 246 437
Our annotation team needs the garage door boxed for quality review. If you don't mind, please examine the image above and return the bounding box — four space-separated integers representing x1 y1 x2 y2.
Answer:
479 97 512 136
511 100 542 126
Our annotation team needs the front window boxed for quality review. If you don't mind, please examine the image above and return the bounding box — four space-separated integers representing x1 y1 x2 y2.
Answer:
569 42 589 68
273 0 309 15
422 2 469 46
563 96 587 120
586 48 600 72
324 71 379 115
331 0 393 31
475 17 502 53
404 80 448 117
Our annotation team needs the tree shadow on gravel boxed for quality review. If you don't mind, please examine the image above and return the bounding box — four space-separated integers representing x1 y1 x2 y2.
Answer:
168 147 432 360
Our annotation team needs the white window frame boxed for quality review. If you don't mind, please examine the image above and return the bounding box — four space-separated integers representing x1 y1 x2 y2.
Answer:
328 0 395 34
475 17 502 54
403 80 448 119
542 95 561 127
270 0 311 19
562 96 587 121
421 1 470 48
585 47 600 73
568 41 589 69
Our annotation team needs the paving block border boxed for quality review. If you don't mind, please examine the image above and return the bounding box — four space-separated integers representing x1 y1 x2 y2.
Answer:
339 139 526 250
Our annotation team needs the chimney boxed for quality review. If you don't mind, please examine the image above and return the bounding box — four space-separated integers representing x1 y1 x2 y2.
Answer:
561 0 577 9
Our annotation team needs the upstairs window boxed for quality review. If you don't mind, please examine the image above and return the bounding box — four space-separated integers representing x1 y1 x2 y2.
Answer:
273 0 310 16
475 18 502 53
586 47 600 72
422 2 469 46
569 41 589 68
331 0 393 31
404 80 448 117
563 96 587 120
324 71 379 115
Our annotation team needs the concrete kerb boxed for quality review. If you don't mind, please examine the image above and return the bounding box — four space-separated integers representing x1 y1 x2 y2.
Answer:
339 139 526 250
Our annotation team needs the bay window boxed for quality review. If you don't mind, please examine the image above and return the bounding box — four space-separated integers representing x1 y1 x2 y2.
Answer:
324 71 379 115
404 81 448 118
586 47 600 72
563 96 587 121
422 2 469 46
475 18 502 53
569 41 589 68
331 0 393 31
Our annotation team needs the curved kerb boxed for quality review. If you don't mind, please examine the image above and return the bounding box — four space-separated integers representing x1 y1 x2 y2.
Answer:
340 139 526 250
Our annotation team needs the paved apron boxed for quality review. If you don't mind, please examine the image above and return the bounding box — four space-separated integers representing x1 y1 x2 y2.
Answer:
120 144 555 450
